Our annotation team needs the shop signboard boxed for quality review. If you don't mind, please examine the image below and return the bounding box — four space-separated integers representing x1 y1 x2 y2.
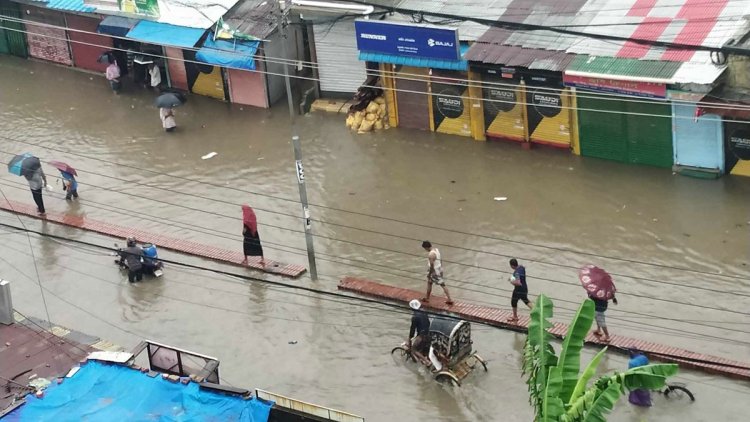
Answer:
354 20 459 61
563 74 666 98
119 0 160 17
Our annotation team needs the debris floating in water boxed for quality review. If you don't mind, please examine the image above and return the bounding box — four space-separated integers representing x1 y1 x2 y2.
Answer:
201 152 218 160
493 197 508 201
288 340 298 345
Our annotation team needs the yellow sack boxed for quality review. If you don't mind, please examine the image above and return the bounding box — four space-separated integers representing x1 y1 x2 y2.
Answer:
365 113 377 121
359 120 374 132
374 96 386 105
374 120 384 130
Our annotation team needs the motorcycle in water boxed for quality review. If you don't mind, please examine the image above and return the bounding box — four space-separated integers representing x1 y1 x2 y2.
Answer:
113 242 164 277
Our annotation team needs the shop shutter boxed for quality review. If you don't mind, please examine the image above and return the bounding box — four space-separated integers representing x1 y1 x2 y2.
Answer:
578 94 627 162
0 1 27 58
527 88 572 147
625 100 672 168
313 21 367 95
432 70 472 137
24 6 71 66
395 66 429 131
673 103 723 171
165 47 188 90
227 68 268 108
482 77 525 141
66 15 112 73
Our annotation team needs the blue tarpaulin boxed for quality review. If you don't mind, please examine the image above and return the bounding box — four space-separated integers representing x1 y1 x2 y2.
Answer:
97 16 139 37
126 21 206 49
196 36 260 71
5 361 273 421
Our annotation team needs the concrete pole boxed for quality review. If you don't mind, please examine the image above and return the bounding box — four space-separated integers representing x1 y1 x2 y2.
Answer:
279 2 318 280
0 279 13 325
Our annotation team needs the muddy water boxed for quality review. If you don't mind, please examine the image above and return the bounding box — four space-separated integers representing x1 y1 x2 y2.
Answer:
1 57 749 421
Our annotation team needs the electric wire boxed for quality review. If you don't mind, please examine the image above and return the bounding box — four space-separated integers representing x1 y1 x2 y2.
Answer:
4 19 750 117
2 221 750 352
1 137 746 287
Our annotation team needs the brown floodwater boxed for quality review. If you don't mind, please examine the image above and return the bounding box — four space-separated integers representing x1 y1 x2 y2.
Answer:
1 57 749 421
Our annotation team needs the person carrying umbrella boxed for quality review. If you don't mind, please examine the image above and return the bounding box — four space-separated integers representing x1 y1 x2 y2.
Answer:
579 264 618 342
241 205 264 267
49 161 79 200
7 153 47 215
155 93 185 133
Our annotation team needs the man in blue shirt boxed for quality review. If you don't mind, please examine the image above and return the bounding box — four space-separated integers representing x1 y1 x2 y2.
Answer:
628 349 652 407
508 259 532 322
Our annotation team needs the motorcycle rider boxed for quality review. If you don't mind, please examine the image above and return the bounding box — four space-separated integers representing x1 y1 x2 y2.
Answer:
122 237 144 283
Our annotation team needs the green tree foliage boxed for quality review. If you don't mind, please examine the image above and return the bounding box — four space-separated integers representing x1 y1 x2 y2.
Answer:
522 295 678 421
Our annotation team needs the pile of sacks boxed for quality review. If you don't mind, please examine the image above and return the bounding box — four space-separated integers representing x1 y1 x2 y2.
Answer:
346 96 389 134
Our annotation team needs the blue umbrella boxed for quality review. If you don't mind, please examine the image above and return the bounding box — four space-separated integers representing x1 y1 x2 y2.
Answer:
7 153 41 177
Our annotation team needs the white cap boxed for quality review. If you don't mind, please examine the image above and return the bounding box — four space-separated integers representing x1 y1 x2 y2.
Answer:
409 299 421 310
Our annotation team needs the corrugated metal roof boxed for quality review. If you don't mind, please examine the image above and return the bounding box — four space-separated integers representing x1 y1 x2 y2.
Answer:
465 44 574 71
44 0 96 13
221 0 280 40
392 0 508 41
565 55 681 81
359 44 469 71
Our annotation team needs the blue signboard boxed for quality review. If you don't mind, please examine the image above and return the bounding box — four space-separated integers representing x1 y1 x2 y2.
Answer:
354 20 460 61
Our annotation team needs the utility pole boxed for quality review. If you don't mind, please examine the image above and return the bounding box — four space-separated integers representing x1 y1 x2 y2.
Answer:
278 1 318 280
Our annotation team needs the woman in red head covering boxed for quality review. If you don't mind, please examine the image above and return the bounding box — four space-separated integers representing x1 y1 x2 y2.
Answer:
241 205 264 266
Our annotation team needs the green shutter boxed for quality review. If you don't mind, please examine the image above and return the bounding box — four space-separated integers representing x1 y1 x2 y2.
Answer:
624 101 673 168
0 0 27 58
578 93 673 168
578 94 627 162
0 28 9 54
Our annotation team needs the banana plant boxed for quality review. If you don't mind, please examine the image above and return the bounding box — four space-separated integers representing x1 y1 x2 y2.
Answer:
523 295 678 422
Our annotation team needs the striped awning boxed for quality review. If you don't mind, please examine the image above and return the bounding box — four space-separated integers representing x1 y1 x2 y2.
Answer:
359 44 469 71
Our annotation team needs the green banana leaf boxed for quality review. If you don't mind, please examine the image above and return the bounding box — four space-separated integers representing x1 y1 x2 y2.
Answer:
524 295 558 417
621 364 679 390
568 347 607 406
542 366 566 422
555 299 595 404
580 379 623 422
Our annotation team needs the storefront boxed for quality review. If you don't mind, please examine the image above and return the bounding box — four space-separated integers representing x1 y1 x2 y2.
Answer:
23 5 72 66
0 0 27 58
565 57 674 168
355 20 480 139
723 121 750 176
524 73 573 148
670 91 724 177
196 34 262 106
66 14 112 73
476 66 526 142
313 19 367 96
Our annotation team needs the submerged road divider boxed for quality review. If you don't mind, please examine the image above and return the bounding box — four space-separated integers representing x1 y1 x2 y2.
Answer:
0 199 306 278
338 276 750 380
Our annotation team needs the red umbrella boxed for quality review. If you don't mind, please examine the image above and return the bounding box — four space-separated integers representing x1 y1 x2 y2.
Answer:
579 264 617 300
48 160 77 176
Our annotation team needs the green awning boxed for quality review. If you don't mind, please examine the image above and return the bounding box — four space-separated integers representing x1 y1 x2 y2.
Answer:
565 55 680 83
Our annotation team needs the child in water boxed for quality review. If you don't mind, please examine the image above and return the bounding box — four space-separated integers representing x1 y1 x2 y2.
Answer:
60 171 78 200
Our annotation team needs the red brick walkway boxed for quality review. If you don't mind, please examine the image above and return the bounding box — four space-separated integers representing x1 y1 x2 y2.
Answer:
0 199 306 278
339 276 750 380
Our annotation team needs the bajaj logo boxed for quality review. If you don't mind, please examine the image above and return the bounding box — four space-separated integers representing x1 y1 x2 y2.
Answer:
360 33 386 40
427 38 453 47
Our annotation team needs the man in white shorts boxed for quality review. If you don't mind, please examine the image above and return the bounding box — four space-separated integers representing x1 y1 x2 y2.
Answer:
421 241 454 305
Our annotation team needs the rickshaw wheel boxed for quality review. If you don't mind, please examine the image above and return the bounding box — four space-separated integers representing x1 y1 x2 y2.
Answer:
391 346 412 361
473 353 489 371
435 372 461 387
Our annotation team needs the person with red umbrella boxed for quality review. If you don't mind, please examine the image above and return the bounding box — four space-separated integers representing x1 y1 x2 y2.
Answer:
580 265 618 342
49 161 78 201
241 205 264 267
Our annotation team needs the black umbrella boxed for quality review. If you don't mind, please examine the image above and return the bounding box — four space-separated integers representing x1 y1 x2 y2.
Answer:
97 51 115 64
7 153 40 178
154 93 186 108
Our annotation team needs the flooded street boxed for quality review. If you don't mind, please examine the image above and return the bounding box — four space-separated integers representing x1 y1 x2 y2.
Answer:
1 57 749 421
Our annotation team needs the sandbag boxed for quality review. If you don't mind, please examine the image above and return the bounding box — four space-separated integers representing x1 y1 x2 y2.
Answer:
365 113 377 121
374 120 384 130
359 120 374 132
374 96 386 105
345 115 354 128
366 102 379 114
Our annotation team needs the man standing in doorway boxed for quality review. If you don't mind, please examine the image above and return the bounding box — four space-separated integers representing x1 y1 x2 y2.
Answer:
508 258 532 322
421 241 453 305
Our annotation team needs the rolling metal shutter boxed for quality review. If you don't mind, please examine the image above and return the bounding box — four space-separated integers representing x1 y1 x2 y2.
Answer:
0 0 27 58
578 94 627 162
313 21 366 95
625 100 672 168
395 66 429 131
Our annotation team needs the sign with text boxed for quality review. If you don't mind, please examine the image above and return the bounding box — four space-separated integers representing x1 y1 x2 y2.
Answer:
563 74 666 98
355 20 459 61
119 0 159 18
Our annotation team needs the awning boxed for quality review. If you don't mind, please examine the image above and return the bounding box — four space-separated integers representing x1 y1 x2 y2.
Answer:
126 21 206 49
359 44 469 71
47 0 95 13
97 16 139 37
564 55 681 84
196 36 260 71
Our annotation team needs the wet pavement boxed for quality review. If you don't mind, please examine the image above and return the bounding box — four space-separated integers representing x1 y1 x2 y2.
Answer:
1 57 749 421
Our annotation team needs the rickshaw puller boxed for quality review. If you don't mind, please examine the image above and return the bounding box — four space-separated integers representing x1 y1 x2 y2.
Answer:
408 299 431 366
